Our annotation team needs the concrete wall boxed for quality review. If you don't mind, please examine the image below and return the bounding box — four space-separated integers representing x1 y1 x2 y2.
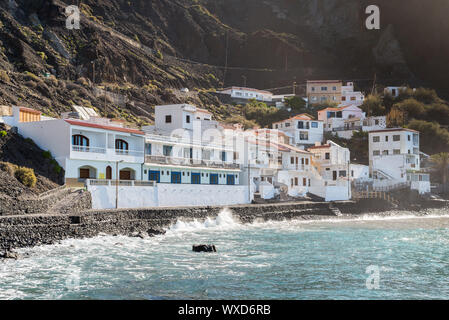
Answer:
309 185 351 201
88 184 250 209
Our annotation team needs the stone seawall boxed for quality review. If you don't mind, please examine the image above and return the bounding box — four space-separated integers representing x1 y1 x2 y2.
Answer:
1 199 447 252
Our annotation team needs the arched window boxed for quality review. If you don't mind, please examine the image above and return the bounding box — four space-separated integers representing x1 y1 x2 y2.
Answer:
106 166 112 180
72 135 89 147
115 139 129 151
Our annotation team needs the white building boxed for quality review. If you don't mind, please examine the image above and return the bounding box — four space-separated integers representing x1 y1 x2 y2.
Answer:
272 114 324 148
218 87 273 102
384 86 407 97
15 113 146 186
369 128 430 194
318 105 386 139
307 141 352 201
341 82 365 106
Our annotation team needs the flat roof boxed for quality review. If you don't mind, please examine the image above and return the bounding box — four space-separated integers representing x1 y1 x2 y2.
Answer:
368 128 419 134
65 119 145 135
20 107 42 115
307 80 342 84
220 86 273 95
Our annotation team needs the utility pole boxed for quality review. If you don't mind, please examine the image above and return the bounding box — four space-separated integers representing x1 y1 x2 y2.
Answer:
293 81 297 96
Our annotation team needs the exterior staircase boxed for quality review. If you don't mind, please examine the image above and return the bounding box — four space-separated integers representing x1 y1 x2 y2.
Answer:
328 203 343 216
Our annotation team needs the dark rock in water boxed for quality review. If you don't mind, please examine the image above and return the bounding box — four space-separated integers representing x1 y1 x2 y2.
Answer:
0 251 20 260
147 228 165 236
193 245 217 253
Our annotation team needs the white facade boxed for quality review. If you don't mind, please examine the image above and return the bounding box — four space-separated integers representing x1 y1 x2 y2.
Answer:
341 82 365 106
218 87 273 102
384 86 407 97
318 105 386 139
369 129 430 194
273 114 324 148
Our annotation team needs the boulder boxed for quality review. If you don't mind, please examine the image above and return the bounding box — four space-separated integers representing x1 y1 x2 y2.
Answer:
0 250 20 260
192 245 217 253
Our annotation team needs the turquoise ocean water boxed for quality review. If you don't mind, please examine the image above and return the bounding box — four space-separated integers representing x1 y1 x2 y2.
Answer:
1 208 449 300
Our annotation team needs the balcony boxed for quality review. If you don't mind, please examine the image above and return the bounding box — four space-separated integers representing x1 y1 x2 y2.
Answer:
145 155 240 169
332 126 362 132
72 145 106 154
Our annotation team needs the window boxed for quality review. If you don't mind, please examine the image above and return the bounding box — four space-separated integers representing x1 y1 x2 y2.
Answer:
385 136 389 142
373 136 380 143
342 96 346 101
165 115 172 123
312 87 315 92
325 153 330 160
375 120 380 125
332 86 337 91
72 135 89 147
186 115 190 124
393 135 401 142
115 139 129 151
408 135 411 141
373 150 380 156
339 171 347 177
299 132 309 141
321 86 328 91
298 121 304 129
163 145 173 157
351 97 356 101
145 143 152 155
220 151 227 161
275 124 279 129
285 123 291 128
311 122 318 128
382 150 389 155
393 149 401 155
291 157 295 165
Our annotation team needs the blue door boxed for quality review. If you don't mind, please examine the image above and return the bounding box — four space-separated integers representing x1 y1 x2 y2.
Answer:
210 174 219 185
191 173 201 184
171 172 181 184
226 174 235 185
149 170 160 183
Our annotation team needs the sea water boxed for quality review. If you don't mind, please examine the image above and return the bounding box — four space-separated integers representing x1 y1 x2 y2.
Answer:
1 208 449 300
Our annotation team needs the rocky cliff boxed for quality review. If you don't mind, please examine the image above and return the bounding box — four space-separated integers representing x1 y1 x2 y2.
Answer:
0 0 448 124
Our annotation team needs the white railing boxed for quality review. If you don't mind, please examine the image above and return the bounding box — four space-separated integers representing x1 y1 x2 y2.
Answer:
145 155 240 169
115 149 144 157
72 145 106 154
86 179 156 187
145 133 234 151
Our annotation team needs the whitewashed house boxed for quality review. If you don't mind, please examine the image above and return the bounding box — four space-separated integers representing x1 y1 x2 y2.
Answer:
341 82 365 106
218 87 273 102
318 105 386 139
15 112 146 186
369 128 430 194
272 114 324 148
307 141 352 201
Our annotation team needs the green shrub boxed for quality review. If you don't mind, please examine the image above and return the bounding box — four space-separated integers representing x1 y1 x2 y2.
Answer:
0 161 16 176
0 130 7 137
42 150 52 159
0 70 10 83
14 167 37 188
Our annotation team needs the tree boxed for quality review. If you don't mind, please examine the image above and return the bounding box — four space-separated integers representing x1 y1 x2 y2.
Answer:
285 96 306 112
431 153 449 193
394 98 426 120
360 94 386 116
408 120 449 154
387 107 406 127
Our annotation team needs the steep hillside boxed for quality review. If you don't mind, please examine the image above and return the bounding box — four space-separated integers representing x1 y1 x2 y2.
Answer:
1 0 449 126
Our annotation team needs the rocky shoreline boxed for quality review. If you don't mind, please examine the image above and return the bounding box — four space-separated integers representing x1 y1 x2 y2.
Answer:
1 199 447 258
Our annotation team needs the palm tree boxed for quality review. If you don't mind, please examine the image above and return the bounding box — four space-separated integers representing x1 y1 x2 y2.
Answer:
431 153 449 193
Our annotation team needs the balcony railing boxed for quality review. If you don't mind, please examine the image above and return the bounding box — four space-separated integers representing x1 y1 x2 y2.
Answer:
115 149 144 157
332 126 362 132
145 155 240 169
72 145 143 157
86 179 156 187
72 146 106 154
